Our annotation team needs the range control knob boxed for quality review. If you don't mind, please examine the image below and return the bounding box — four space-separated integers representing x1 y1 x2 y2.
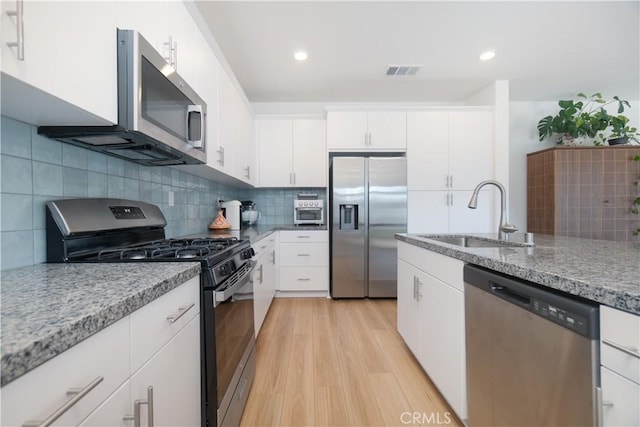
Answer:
242 248 255 259
219 265 228 275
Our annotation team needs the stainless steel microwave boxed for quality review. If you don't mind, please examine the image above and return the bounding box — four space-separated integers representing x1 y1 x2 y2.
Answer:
39 29 206 166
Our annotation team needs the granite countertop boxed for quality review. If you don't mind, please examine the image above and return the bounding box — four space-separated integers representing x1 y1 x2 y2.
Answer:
0 262 201 386
396 233 640 315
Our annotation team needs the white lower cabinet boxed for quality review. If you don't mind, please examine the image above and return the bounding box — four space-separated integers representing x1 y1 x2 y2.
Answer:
397 241 466 420
278 231 329 294
599 305 640 426
1 276 201 427
253 233 278 336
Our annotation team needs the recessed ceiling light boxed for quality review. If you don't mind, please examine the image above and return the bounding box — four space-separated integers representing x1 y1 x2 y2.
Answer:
479 50 496 61
294 51 308 61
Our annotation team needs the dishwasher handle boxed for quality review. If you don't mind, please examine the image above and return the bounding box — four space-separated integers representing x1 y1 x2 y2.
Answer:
491 283 531 307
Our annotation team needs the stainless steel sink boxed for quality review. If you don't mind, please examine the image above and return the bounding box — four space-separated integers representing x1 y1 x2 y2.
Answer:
419 235 527 248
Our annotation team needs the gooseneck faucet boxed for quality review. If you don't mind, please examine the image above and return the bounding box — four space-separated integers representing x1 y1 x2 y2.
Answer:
468 180 518 240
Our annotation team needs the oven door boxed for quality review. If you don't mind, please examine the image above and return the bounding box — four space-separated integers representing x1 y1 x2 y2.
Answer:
294 207 324 224
212 261 256 423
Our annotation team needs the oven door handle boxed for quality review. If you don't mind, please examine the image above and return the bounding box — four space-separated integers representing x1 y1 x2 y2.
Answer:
213 260 256 307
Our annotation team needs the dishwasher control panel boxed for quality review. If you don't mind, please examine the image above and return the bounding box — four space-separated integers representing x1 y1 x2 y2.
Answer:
532 298 589 335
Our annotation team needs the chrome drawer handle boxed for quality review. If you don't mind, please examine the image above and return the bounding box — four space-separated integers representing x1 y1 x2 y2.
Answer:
22 376 104 427
297 254 310 256
297 278 311 281
166 303 195 323
602 339 640 359
297 235 311 238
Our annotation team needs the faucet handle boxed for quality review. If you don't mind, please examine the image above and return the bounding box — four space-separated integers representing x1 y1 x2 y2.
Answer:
501 224 518 234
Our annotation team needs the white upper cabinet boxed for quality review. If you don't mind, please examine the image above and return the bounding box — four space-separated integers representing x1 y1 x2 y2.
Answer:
257 118 326 187
257 119 293 187
327 111 406 150
407 111 493 191
1 0 117 124
293 119 327 187
232 92 255 184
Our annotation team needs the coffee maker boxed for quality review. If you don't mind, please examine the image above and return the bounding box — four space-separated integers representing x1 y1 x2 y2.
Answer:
219 200 242 230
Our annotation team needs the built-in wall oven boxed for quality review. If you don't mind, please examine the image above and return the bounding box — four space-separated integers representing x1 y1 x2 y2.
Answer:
45 198 256 427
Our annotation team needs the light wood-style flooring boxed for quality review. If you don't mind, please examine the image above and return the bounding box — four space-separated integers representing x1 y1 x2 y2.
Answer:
240 298 461 427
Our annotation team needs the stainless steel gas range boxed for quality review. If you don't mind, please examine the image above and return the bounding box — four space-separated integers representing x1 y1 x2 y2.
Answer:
46 198 256 427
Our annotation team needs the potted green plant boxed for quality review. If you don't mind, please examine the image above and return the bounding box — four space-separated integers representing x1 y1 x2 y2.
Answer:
608 115 639 145
537 93 633 146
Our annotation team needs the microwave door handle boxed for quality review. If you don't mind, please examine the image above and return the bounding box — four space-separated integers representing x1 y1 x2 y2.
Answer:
187 105 204 148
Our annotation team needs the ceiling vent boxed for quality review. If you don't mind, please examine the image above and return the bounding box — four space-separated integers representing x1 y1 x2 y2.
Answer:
386 65 422 76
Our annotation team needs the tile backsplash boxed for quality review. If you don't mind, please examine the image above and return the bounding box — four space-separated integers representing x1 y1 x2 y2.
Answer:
0 116 326 270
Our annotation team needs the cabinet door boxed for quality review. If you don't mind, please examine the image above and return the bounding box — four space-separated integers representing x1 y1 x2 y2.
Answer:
448 111 494 190
166 1 196 85
407 191 449 233
397 259 422 359
2 1 117 123
407 112 449 190
217 70 236 173
420 275 466 420
130 316 201 427
253 254 268 335
326 112 368 149
292 119 327 187
232 94 255 184
367 112 406 149
448 189 498 234
116 1 168 58
200 47 223 171
78 381 131 427
258 119 293 187
601 366 640 427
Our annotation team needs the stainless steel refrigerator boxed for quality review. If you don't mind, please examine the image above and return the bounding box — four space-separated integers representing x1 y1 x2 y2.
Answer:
330 156 407 298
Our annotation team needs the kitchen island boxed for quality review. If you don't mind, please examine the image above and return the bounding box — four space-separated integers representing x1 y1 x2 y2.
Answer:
396 233 640 314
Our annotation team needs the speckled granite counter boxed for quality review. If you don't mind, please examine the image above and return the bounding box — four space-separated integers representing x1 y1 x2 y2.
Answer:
0 262 201 386
396 233 640 315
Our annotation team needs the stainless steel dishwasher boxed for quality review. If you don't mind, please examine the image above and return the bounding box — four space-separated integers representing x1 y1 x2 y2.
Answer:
464 264 600 426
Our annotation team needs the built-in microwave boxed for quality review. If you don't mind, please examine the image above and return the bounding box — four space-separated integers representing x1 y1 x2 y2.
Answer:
39 29 206 166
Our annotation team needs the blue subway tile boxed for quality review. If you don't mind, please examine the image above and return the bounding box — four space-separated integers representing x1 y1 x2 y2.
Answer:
161 168 172 185
1 155 33 194
31 131 62 164
62 144 88 169
33 161 63 196
107 156 125 176
87 151 108 173
124 178 140 201
63 168 89 197
139 165 152 182
139 181 152 202
1 230 34 270
151 168 162 184
1 193 33 231
1 117 31 159
33 195 54 230
108 175 125 198
88 172 109 197
124 162 140 180
33 229 46 264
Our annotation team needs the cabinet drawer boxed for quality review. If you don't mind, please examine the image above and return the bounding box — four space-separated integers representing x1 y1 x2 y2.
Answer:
253 237 275 259
279 230 328 243
601 306 640 383
601 366 640 427
130 276 200 373
280 242 328 266
397 242 463 291
1 317 130 427
280 267 329 291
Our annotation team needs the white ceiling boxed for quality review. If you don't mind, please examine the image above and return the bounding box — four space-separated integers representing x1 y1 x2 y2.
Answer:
195 1 640 103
